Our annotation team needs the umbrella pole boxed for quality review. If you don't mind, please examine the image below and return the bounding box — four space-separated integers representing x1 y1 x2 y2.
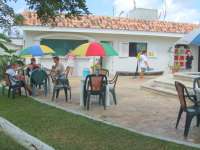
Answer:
100 56 103 69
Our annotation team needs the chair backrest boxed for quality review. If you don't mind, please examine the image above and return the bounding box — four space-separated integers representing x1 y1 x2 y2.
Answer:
85 74 107 92
99 68 109 76
175 81 187 110
65 66 70 78
193 77 200 90
109 72 119 89
30 69 48 85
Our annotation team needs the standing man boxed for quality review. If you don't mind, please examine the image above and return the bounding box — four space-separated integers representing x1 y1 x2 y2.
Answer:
139 51 150 79
134 51 141 78
185 51 193 72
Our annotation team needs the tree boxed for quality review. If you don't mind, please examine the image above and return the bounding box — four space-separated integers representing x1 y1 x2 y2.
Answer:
0 0 15 29
26 0 89 24
0 0 89 28
14 14 25 25
0 33 11 51
0 33 24 80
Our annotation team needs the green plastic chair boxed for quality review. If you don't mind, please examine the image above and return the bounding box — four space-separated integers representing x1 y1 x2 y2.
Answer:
30 69 48 96
52 76 71 102
175 81 200 137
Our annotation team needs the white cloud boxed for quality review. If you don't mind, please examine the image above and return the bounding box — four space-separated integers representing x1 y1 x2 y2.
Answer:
113 0 200 23
164 0 200 23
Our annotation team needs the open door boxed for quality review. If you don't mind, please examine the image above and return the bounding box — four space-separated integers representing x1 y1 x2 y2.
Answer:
198 47 200 72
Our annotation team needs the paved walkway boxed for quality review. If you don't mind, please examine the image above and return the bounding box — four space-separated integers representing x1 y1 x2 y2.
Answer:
35 76 200 145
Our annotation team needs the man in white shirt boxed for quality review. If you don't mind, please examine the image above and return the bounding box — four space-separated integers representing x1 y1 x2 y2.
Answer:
139 51 149 79
6 64 32 95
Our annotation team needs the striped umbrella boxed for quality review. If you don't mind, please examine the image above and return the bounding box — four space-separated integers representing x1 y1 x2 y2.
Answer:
19 45 55 57
70 42 118 56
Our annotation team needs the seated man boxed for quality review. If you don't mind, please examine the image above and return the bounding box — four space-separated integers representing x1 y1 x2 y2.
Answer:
26 57 40 77
6 64 32 95
51 56 65 82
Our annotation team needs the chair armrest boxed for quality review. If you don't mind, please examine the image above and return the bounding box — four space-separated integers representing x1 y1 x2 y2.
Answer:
188 89 195 95
185 94 198 105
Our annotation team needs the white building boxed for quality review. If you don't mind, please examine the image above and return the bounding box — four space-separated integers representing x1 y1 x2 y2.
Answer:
21 11 199 76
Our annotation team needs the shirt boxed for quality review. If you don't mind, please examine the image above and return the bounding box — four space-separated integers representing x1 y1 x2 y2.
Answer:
139 54 148 68
6 68 18 85
55 63 65 77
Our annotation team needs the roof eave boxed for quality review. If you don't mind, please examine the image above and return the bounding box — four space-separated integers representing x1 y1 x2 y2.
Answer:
20 25 185 38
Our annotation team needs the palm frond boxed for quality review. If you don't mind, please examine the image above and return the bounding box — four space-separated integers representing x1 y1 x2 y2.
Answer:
0 33 11 42
0 43 8 51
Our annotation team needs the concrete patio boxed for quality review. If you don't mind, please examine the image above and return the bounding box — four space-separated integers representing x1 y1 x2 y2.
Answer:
35 75 200 146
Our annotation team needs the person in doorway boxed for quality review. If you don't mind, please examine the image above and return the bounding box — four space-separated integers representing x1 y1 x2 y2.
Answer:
139 51 150 79
65 52 75 77
6 64 32 95
186 51 193 71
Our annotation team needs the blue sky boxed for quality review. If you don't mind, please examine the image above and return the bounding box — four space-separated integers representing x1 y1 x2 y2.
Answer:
7 0 200 23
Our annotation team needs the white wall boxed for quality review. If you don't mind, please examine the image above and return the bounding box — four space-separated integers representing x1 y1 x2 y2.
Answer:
93 34 179 74
23 31 180 76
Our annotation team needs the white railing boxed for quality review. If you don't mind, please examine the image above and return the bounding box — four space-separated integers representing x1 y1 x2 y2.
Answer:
0 117 55 150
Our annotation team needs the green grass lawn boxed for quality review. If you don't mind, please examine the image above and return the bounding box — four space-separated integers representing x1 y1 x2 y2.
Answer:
0 132 26 150
0 94 199 150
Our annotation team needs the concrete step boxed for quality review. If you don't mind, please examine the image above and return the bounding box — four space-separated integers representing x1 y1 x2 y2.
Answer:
154 78 193 90
173 72 200 82
141 81 177 97
174 74 193 82
142 75 193 96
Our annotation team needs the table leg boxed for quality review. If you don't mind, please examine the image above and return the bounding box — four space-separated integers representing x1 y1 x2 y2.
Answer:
80 80 84 106
106 85 110 106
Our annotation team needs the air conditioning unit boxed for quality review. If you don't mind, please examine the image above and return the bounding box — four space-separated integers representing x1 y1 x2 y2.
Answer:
128 8 158 21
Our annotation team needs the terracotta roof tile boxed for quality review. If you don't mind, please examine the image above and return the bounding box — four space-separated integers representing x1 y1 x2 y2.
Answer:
22 11 199 34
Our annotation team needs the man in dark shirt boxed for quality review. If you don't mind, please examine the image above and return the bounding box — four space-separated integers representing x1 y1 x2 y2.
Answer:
186 51 193 71
26 57 40 77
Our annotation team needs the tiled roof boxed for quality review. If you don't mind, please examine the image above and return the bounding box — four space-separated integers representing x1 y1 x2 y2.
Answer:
22 11 199 34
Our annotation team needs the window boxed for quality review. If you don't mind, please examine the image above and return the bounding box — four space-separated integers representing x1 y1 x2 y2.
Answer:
119 42 147 57
40 39 88 56
129 42 147 57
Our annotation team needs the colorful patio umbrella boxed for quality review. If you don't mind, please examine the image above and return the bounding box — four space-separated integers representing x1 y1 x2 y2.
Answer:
19 45 55 57
70 42 118 56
